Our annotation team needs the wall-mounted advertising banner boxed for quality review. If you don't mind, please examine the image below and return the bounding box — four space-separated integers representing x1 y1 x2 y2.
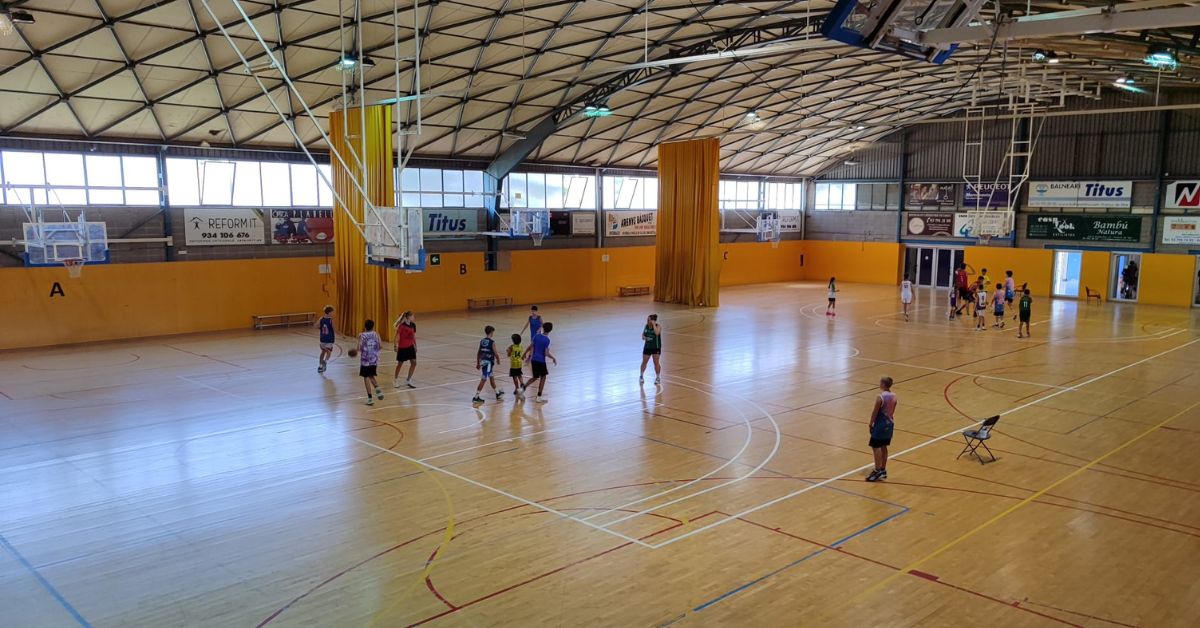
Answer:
963 182 1010 209
1165 181 1200 209
778 210 802 232
606 210 657 237
185 208 265 246
1162 216 1200 244
271 209 334 244
906 183 956 208
906 212 955 237
1027 181 1132 208
571 212 596 235
1026 214 1141 242
424 209 478 235
549 211 572 236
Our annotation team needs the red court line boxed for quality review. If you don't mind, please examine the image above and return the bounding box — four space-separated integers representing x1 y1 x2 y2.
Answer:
907 570 1083 627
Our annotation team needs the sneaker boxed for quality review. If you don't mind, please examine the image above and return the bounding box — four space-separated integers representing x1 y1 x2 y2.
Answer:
406 380 416 389
393 380 402 389
535 396 548 403
472 395 484 403
904 314 909 321
495 391 504 400
865 469 881 482
366 397 374 406
639 376 644 384
878 469 888 480
317 365 326 373
654 377 661 384
375 387 383 400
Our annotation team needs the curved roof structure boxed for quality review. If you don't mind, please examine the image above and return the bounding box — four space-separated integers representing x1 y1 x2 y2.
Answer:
1 0 1197 175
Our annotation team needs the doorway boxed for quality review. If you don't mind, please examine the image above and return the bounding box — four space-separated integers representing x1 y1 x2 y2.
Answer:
1111 252 1141 302
904 246 964 288
1193 256 1200 307
1053 250 1082 298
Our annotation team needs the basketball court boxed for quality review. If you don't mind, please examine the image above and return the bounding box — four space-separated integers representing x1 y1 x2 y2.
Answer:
3 283 1198 626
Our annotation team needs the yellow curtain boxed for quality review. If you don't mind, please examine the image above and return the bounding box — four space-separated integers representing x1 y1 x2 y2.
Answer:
329 106 395 339
654 138 721 307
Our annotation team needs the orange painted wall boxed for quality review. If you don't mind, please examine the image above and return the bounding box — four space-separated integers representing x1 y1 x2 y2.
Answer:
802 241 902 285
719 241 805 285
1139 253 1196 307
963 246 1054 297
0 258 333 350
1080 251 1111 301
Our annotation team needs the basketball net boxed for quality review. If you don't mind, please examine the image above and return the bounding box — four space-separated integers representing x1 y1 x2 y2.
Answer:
530 229 544 247
64 258 85 279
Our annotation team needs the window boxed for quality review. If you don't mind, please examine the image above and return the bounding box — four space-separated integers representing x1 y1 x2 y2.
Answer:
604 176 656 210
396 168 487 208
719 178 764 211
765 181 804 210
1 150 162 206
164 157 330 208
501 172 596 209
815 182 857 210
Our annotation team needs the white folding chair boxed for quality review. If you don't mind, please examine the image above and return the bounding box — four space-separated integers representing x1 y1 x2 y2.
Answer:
957 416 1000 464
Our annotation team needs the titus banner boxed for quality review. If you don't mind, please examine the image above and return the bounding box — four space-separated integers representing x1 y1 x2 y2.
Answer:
1027 181 1132 208
1026 214 1141 242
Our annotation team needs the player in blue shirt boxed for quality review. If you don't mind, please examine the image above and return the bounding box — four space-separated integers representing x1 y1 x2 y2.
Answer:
521 322 557 404
473 325 504 403
520 305 543 336
317 306 335 373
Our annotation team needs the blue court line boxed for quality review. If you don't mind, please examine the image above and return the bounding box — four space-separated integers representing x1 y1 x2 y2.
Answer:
692 507 909 613
0 532 92 627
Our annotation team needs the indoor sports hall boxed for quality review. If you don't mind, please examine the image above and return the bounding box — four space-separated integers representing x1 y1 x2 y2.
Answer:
2 1 1200 627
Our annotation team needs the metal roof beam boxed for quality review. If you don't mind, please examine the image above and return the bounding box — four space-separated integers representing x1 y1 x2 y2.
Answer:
909 5 1200 45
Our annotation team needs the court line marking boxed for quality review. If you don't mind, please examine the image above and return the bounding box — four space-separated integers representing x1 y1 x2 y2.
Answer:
326 425 655 547
848 356 1076 391
0 532 92 627
643 334 1200 549
692 507 910 612
581 376 777 527
842 396 1200 613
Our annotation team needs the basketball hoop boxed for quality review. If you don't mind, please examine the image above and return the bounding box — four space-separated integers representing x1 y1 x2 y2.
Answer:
530 230 544 247
63 258 85 279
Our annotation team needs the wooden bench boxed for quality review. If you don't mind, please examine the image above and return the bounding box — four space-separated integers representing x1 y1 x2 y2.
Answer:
1085 286 1103 304
619 284 651 297
467 296 513 310
253 312 316 330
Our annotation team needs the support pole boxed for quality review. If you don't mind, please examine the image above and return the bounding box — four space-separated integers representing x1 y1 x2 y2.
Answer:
1150 110 1171 254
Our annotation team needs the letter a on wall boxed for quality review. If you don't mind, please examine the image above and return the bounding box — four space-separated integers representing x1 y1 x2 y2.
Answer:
49 282 65 297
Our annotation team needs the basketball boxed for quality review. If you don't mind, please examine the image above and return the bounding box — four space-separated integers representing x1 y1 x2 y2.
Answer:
348 348 358 358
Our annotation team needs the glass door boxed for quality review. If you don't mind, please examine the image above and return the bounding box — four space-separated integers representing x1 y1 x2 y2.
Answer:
935 249 954 287
1053 250 1082 298
1111 253 1141 302
916 247 936 287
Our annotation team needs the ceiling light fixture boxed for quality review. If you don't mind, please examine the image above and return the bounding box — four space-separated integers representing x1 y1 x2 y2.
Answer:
582 102 613 118
1032 49 1059 64
1112 75 1142 92
1144 44 1177 69
7 9 34 24
335 54 376 70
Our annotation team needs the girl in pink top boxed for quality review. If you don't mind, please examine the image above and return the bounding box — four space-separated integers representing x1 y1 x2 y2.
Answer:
867 377 897 482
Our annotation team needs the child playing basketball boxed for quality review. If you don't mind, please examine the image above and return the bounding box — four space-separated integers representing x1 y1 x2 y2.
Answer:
507 334 525 398
826 277 838 317
358 320 384 405
948 287 957 321
522 322 557 403
317 306 334 373
866 376 897 482
974 280 988 331
1018 288 1033 338
900 273 913 321
639 314 662 384
392 311 417 389
520 305 543 336
473 325 503 403
1004 270 1016 319
992 282 1006 328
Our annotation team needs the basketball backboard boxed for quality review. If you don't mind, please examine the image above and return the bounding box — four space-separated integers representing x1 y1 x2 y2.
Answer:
820 0 988 64
22 220 109 266
364 206 426 270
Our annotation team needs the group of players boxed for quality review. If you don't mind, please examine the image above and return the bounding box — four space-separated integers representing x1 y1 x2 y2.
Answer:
316 305 666 406
945 264 1034 337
